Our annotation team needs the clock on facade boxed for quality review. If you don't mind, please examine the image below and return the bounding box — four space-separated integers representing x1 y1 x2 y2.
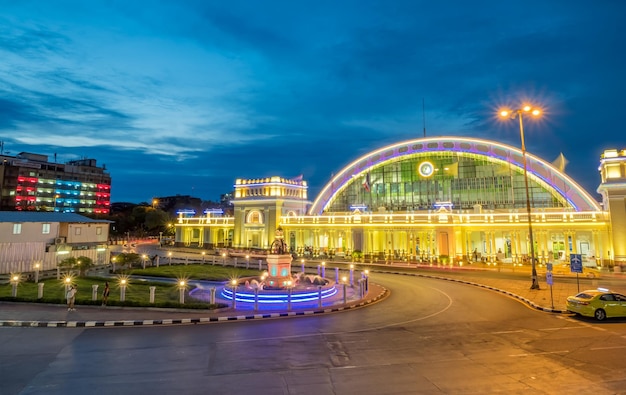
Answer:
418 161 434 177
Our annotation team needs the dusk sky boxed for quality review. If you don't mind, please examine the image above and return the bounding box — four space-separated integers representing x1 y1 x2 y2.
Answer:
1 1 624 204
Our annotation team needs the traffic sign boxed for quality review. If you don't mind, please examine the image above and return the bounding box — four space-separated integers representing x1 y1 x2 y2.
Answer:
570 254 583 273
546 271 553 286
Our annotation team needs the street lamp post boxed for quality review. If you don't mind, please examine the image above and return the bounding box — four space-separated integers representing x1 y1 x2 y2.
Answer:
500 105 541 290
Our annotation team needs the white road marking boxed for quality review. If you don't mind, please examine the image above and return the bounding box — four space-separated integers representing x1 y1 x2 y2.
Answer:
510 350 569 357
590 345 626 351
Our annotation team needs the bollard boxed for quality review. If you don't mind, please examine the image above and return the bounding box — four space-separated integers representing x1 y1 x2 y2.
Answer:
185 256 188 266
254 288 259 311
287 286 292 311
212 256 216 265
120 285 126 302
231 284 237 309
318 285 323 308
156 256 160 268
343 282 347 304
301 263 305 274
349 265 354 286
34 268 39 284
335 267 339 283
38 282 44 299
258 260 262 271
317 265 321 276
149 286 156 303
92 284 99 301
234 257 238 267
210 287 216 305
179 288 185 304
11 282 17 297
321 263 326 278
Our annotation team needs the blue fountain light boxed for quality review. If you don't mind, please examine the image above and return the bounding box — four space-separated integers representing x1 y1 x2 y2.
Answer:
220 286 338 304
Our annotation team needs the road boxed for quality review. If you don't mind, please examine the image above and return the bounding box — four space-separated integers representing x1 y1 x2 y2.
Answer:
3 273 626 394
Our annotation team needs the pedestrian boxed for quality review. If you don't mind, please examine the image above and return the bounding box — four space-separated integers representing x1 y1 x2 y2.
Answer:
102 281 110 306
66 285 77 311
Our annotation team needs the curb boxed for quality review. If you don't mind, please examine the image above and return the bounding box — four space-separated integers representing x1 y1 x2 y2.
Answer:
0 285 389 328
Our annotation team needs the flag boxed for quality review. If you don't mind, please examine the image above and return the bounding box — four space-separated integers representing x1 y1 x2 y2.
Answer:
291 174 303 182
363 172 371 192
551 153 568 172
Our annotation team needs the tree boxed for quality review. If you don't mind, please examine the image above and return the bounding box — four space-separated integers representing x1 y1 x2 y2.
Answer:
145 209 170 232
112 253 141 270
58 255 94 276
75 256 94 276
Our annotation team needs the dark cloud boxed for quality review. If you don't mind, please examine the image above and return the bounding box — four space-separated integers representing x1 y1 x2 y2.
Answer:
1 0 624 202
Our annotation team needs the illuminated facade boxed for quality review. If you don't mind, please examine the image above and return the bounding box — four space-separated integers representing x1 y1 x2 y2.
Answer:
0 152 111 214
175 137 626 267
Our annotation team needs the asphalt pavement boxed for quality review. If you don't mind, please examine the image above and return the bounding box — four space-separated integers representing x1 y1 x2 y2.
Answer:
1 262 622 327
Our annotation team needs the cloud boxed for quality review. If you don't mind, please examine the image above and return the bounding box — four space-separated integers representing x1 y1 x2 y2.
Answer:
0 1 625 202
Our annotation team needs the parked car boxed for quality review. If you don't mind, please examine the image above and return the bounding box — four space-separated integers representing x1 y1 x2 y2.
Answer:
566 289 626 321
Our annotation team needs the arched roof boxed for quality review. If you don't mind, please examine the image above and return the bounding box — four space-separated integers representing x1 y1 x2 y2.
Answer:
309 136 601 215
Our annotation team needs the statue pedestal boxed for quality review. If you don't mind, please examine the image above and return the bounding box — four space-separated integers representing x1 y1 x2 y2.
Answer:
265 254 293 289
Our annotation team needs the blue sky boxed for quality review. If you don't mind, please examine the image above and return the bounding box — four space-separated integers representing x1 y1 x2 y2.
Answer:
1 1 624 203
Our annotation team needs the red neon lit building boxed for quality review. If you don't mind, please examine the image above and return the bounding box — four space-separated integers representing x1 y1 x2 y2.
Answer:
0 152 111 214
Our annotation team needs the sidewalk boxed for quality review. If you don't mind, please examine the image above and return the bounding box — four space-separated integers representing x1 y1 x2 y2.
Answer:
0 264 617 328
0 282 389 328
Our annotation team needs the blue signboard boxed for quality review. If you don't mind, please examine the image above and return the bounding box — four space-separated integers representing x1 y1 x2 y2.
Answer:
570 254 583 273
546 271 553 286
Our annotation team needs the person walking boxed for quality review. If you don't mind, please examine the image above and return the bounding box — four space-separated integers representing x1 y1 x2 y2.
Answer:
66 285 77 311
102 281 110 306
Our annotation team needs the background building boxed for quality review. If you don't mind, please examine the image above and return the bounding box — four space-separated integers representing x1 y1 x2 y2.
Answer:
0 211 111 274
0 152 111 214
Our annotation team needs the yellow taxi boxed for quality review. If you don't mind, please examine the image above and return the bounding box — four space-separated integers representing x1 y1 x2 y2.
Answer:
566 289 626 321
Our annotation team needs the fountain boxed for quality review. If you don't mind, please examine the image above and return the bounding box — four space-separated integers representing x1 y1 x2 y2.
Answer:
218 227 339 308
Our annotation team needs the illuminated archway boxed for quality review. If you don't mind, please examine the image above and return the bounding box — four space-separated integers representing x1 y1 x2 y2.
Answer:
309 136 600 215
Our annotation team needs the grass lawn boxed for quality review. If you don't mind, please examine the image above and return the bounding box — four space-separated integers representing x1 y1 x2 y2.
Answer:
126 264 261 281
0 264 261 309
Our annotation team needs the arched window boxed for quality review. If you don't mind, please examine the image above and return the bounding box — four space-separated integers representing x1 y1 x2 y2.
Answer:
246 210 264 224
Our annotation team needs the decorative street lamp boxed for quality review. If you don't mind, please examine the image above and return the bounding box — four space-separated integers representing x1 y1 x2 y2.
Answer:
10 274 20 297
119 278 128 302
33 262 40 283
230 279 238 309
500 105 542 290
178 280 186 304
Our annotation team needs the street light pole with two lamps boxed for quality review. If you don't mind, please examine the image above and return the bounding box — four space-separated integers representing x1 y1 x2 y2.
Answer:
500 105 542 290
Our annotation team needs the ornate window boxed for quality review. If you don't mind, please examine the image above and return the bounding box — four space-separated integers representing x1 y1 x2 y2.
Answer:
246 210 264 224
